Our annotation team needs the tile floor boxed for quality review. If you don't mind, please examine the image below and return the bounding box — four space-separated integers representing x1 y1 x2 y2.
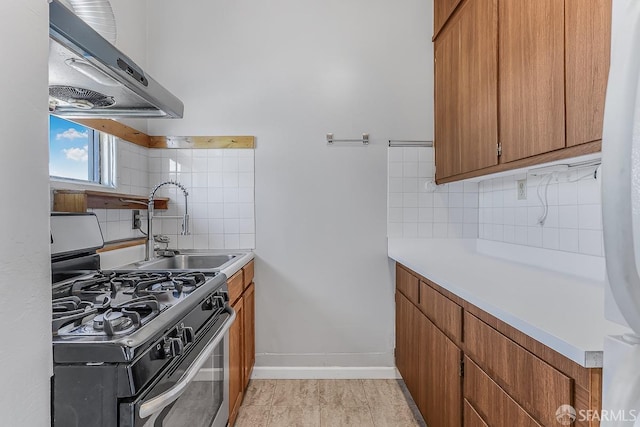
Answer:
235 379 427 427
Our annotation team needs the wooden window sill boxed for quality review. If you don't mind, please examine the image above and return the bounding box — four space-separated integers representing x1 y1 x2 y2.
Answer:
97 238 147 253
53 189 169 212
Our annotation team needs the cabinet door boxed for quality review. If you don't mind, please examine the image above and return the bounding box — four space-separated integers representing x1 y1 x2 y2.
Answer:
229 297 244 427
395 292 420 397
464 313 570 426
435 0 499 180
417 315 462 427
242 282 255 390
565 0 611 147
499 0 565 162
464 399 489 427
464 357 542 427
434 0 462 37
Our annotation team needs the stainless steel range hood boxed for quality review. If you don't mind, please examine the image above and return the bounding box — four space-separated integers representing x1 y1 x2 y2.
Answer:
48 0 184 118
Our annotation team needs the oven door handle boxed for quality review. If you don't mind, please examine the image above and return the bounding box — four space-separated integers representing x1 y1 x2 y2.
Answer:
138 307 236 419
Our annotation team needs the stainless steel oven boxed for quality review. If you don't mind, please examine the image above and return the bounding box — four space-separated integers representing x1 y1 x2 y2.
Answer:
125 309 235 427
50 213 236 427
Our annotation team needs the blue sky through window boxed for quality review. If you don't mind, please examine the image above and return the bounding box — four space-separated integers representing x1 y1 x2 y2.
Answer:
49 115 91 181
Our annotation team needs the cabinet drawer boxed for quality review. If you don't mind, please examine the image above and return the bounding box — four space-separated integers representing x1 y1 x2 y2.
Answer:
243 260 254 289
396 264 419 305
418 281 462 343
228 270 244 304
464 357 542 427
464 399 488 427
464 313 571 426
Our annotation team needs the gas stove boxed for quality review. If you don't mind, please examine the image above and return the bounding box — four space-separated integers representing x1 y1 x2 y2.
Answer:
50 213 234 427
52 270 214 338
51 268 227 363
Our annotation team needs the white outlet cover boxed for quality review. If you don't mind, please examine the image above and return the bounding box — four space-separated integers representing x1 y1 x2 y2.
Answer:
517 179 527 200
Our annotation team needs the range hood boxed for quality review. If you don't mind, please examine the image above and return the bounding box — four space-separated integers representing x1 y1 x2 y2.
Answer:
48 0 184 118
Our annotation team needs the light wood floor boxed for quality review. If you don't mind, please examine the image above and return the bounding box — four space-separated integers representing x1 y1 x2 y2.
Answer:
235 379 427 427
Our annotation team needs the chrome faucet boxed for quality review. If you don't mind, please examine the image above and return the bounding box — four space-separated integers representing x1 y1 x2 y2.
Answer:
147 180 190 261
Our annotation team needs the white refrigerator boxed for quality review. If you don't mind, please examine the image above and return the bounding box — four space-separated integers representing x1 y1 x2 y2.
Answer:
601 0 640 425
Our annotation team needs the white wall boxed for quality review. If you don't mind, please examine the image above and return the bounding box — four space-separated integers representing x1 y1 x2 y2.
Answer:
0 1 52 425
146 0 433 368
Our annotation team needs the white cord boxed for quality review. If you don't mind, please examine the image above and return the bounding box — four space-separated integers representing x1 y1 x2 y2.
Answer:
534 166 597 227
536 173 554 226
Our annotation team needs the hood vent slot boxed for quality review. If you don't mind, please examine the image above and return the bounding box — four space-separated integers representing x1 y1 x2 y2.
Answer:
49 86 115 110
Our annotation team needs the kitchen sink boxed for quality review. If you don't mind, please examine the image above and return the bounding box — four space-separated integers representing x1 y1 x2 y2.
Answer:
126 252 241 271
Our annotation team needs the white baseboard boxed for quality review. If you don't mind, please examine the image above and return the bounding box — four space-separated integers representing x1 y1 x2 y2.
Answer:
251 366 401 380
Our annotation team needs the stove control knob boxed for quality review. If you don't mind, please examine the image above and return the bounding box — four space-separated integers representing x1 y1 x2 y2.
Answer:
214 295 225 308
202 297 214 311
220 290 230 303
180 326 195 345
163 337 184 359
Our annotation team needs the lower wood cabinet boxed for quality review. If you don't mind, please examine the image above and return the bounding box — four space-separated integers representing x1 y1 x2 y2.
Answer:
464 356 542 427
396 292 420 397
228 260 256 427
229 295 244 426
395 263 602 427
243 282 255 389
464 399 488 427
417 314 462 427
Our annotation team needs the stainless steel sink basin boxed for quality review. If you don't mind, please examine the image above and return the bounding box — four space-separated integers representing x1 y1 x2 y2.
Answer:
128 252 241 271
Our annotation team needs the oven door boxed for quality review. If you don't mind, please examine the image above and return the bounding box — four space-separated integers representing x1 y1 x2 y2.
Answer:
129 308 235 427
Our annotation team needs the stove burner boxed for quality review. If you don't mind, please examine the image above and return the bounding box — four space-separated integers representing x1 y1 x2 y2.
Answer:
93 309 137 336
70 272 118 296
52 296 97 335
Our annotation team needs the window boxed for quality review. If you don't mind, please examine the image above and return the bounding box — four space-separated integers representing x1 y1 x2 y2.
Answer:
49 116 115 186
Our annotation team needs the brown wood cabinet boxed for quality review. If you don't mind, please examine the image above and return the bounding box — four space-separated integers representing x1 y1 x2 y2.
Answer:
227 260 256 427
229 294 244 427
433 0 611 183
417 314 462 427
464 357 542 427
464 399 489 427
464 312 571 426
565 0 612 147
434 0 498 179
434 0 462 37
395 291 421 398
395 263 603 427
396 266 462 426
499 0 565 162
243 282 255 389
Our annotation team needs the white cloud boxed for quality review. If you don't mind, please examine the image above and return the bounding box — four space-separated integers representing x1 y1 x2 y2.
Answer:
57 128 88 140
63 145 89 162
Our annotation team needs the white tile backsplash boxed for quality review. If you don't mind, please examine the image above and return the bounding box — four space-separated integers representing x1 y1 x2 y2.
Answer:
57 142 255 251
387 146 604 258
387 147 479 239
478 171 603 257
153 148 255 251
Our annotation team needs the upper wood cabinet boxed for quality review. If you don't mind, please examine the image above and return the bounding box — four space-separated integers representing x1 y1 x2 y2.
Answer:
565 0 612 147
498 0 565 162
434 0 499 179
433 0 610 183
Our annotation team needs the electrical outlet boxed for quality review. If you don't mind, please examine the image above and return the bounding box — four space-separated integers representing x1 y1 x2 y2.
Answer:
517 179 527 200
132 210 141 230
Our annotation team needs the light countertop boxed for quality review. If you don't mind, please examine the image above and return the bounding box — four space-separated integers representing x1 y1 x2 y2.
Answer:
388 238 630 368
219 251 254 279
